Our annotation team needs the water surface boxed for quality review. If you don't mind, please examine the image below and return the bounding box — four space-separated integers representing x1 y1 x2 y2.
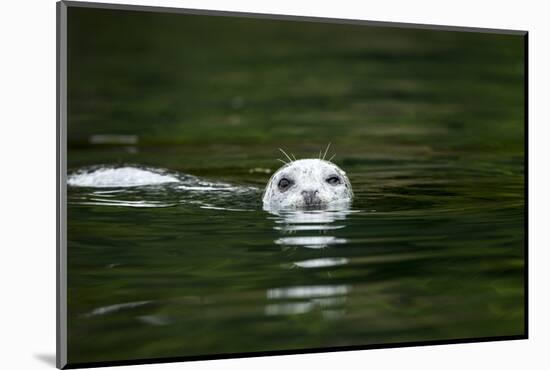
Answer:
66 8 525 364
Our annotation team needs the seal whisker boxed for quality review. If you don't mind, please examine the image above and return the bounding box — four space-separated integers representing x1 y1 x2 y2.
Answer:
322 142 332 160
291 153 297 161
278 148 294 163
277 158 288 165
329 154 336 161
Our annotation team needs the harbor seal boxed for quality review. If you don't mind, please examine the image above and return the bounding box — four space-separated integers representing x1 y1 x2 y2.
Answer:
262 157 353 210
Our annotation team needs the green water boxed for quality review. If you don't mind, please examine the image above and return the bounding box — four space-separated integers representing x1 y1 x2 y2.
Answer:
66 7 525 365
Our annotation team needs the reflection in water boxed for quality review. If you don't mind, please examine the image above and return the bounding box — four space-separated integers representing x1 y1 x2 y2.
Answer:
267 285 350 299
275 236 347 249
268 206 354 250
265 302 314 316
270 208 352 225
264 205 354 318
265 285 350 317
293 257 349 268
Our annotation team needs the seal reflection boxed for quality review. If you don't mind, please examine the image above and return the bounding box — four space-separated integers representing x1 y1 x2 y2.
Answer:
264 205 354 318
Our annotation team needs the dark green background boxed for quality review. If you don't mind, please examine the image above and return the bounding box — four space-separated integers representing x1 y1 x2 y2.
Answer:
66 7 525 365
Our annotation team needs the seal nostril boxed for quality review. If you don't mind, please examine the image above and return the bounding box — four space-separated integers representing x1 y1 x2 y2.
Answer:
301 190 320 205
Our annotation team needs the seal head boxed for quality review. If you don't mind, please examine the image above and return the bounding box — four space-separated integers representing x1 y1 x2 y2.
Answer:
262 159 353 210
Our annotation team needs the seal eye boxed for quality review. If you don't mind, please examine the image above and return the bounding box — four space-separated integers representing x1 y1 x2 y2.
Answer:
278 178 292 192
326 176 341 185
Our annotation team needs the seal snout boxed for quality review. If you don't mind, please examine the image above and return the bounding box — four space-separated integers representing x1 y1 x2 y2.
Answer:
301 190 321 206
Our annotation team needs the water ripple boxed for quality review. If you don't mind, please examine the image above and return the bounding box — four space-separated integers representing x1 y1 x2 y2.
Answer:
83 300 151 317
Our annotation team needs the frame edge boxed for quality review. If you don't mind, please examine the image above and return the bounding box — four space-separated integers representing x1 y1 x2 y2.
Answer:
57 1 68 369
62 0 527 35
